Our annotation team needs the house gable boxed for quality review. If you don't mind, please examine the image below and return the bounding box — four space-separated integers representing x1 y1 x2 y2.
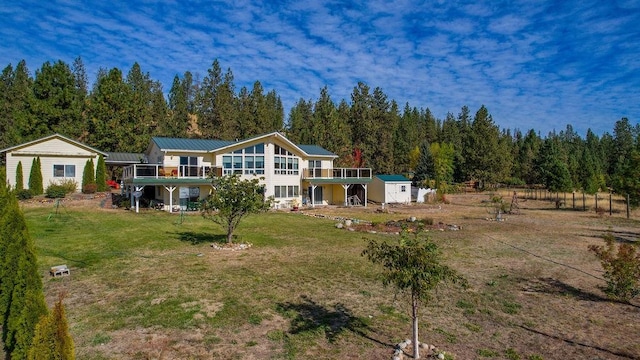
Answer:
2 134 105 191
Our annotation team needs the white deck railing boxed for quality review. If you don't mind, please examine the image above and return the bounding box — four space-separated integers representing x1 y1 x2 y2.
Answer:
123 164 218 180
302 168 372 179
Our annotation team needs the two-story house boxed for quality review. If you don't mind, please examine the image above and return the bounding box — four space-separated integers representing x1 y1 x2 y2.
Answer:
122 132 372 212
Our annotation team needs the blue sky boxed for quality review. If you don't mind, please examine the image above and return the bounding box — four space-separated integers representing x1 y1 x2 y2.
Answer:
1 0 639 136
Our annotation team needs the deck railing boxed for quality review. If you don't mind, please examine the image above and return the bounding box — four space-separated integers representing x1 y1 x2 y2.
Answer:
123 164 220 180
302 168 372 179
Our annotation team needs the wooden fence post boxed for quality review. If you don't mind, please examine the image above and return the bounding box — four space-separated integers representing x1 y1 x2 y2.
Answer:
609 192 612 216
595 193 598 212
572 192 575 209
582 192 586 211
627 194 630 219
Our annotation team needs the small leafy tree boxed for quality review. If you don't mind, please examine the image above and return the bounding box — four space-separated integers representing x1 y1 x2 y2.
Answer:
201 174 270 244
81 159 96 194
362 229 465 359
15 161 24 190
95 155 108 192
28 157 43 195
28 295 75 360
589 234 640 302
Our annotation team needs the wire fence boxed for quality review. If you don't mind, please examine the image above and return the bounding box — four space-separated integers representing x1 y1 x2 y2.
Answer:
491 188 637 220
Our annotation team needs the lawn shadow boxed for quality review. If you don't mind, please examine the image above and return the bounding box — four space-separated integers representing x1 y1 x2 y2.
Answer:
518 325 638 359
276 295 394 348
590 229 639 245
527 277 640 308
173 231 227 245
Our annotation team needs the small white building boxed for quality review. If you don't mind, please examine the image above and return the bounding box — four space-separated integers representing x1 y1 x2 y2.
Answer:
369 175 412 204
1 134 106 192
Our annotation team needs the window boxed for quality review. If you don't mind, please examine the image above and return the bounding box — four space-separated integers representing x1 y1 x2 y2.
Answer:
222 144 265 175
401 185 407 192
274 145 299 175
180 156 198 177
274 185 299 198
309 160 322 177
53 164 75 178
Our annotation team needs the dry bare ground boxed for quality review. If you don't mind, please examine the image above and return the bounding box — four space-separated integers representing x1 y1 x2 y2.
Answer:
16 193 640 359
298 194 640 359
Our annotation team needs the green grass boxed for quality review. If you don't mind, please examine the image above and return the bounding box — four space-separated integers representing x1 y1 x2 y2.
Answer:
23 200 639 360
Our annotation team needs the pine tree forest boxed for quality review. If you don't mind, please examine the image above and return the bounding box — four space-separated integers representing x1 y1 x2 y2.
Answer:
1 58 639 202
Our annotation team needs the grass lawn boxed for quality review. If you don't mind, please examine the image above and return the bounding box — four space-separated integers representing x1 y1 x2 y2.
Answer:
21 194 640 359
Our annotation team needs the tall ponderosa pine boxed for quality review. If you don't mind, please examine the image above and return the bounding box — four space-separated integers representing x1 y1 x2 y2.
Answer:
28 296 75 360
0 182 48 359
15 161 23 190
95 155 107 192
465 105 503 185
31 61 84 139
28 157 43 195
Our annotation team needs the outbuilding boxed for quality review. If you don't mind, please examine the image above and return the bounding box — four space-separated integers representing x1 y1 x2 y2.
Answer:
369 174 412 204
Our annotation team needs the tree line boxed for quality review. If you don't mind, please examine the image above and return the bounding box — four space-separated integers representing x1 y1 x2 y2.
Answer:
1 58 638 202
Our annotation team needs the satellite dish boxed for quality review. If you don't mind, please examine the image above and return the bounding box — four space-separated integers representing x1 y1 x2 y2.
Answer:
133 191 142 198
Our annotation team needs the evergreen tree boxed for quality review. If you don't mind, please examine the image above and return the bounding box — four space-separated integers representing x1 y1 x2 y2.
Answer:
312 87 351 161
0 183 48 359
87 68 133 152
413 140 434 186
95 155 107 192
166 74 190 137
28 157 43 195
82 159 96 193
15 161 23 190
31 61 84 138
465 105 502 185
538 139 573 192
28 296 75 360
286 98 314 144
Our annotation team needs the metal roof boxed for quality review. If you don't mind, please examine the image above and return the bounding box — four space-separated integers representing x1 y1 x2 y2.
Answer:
105 152 147 164
375 175 411 182
298 145 337 157
152 137 236 151
152 134 336 157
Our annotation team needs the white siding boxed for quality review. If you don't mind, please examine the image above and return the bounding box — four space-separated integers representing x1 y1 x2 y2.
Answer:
5 137 100 191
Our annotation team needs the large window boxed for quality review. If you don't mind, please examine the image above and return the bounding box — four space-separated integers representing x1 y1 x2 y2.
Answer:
53 164 76 178
222 144 265 175
309 160 322 177
274 185 299 198
180 156 198 177
274 145 299 175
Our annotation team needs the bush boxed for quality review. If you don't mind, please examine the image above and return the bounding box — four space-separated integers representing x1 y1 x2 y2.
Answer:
15 189 33 200
57 178 79 194
589 234 640 302
46 185 67 199
82 183 97 194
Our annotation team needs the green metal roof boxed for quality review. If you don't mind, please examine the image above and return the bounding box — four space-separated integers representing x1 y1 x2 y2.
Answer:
152 137 236 151
126 178 214 186
105 152 147 164
375 175 410 182
298 145 337 157
306 178 372 185
152 135 336 157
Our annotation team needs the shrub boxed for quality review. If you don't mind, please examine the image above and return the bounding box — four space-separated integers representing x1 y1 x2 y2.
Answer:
57 178 79 194
95 155 108 192
15 161 24 190
589 234 640 302
82 183 97 194
28 157 43 195
46 184 67 199
15 189 33 200
82 159 96 194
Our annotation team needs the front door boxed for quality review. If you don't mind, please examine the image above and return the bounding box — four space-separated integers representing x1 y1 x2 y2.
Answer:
309 186 323 205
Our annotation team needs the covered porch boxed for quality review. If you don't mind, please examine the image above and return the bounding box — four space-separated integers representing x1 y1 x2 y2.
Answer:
122 177 213 213
304 178 372 207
